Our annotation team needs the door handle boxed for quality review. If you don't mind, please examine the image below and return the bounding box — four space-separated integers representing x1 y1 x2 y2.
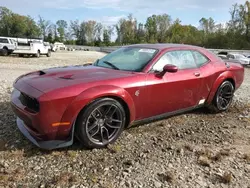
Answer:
194 72 200 77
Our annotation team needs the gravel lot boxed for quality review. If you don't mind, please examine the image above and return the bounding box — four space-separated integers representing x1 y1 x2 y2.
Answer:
0 51 250 188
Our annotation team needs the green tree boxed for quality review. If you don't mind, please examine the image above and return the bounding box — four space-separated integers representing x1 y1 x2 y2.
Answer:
145 15 157 43
37 15 50 39
56 20 68 41
103 26 113 46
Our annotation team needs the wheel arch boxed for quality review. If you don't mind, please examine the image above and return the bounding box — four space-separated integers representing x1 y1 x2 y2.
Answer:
60 85 136 132
206 71 236 104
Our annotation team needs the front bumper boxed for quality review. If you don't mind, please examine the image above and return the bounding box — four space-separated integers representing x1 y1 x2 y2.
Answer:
11 86 75 150
16 117 74 150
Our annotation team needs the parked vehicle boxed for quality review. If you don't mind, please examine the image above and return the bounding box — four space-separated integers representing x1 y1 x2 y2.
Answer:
227 53 250 65
12 40 51 58
217 54 228 60
52 42 67 51
11 44 244 150
0 37 17 56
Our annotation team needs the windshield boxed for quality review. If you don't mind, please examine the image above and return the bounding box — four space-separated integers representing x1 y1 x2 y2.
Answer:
235 54 245 59
94 47 158 72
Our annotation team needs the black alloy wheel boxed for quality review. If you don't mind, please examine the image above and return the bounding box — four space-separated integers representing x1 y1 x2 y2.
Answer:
209 80 234 112
76 98 126 148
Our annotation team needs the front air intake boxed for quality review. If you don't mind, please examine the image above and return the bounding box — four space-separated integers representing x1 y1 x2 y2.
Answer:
19 92 40 113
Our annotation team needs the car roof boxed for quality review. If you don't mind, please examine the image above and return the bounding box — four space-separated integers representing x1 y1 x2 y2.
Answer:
125 43 205 50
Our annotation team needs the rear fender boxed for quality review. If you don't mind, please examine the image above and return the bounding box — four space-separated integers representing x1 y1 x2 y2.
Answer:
206 71 235 104
60 85 136 131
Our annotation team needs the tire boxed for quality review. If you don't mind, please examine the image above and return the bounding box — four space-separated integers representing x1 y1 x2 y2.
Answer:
35 50 40 58
18 54 24 57
76 98 126 149
208 80 235 113
1 48 8 56
46 50 51 57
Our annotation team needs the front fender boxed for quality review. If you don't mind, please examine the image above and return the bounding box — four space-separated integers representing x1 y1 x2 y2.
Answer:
206 71 235 104
60 85 136 130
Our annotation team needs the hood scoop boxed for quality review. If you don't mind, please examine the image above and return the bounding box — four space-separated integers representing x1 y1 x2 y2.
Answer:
39 71 46 75
59 74 74 80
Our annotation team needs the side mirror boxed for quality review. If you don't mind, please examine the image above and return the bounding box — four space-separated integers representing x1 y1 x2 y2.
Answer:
163 64 178 73
156 64 178 77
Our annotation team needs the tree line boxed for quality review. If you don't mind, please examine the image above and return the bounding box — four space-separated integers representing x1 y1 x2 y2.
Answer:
0 1 249 49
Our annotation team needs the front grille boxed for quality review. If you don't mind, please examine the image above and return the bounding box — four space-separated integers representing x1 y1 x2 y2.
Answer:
19 92 39 113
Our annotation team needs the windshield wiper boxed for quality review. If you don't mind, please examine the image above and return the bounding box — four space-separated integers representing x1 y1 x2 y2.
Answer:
95 59 120 70
102 61 120 70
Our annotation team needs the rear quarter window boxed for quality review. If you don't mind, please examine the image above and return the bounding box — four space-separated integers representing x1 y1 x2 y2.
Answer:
192 51 209 67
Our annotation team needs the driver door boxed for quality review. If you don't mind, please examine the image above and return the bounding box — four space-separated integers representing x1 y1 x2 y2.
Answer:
142 50 202 119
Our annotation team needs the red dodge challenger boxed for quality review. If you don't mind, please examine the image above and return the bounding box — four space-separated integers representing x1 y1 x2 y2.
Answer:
11 44 244 150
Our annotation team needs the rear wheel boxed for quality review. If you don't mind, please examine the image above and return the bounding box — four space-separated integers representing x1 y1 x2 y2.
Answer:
36 50 40 58
46 50 51 57
1 48 8 56
208 81 234 113
76 98 126 149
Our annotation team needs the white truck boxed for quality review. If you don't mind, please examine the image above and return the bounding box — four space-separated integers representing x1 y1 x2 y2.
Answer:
0 37 17 56
52 42 67 52
12 40 51 58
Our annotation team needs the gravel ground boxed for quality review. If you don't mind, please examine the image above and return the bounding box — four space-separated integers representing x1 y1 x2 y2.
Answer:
0 51 250 188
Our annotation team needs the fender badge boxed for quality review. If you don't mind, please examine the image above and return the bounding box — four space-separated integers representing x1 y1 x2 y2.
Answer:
135 90 140 96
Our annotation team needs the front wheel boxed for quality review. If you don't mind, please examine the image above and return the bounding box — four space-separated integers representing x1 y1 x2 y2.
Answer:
208 81 235 113
76 98 126 149
46 50 51 57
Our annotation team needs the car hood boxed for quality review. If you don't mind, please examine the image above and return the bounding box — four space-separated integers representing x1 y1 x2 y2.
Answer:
20 65 134 93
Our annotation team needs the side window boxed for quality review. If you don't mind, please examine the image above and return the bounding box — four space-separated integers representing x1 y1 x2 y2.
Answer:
152 53 172 72
153 50 197 71
0 38 8 43
228 54 234 59
192 51 209 67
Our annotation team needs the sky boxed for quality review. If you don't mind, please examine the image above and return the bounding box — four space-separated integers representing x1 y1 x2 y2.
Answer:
0 0 247 27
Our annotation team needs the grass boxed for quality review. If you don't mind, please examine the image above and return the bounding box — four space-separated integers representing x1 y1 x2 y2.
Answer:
157 171 175 184
107 144 121 153
184 143 194 152
212 153 223 162
87 173 98 184
211 149 230 162
52 172 77 186
67 150 78 158
198 155 211 167
4 149 24 160
0 173 9 185
197 148 231 165
0 167 26 186
221 172 232 184
219 149 230 156
196 148 213 158
243 153 250 162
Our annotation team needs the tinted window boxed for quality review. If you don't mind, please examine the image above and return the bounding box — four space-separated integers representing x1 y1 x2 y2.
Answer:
192 51 209 67
228 54 235 59
0 38 8 43
153 50 197 71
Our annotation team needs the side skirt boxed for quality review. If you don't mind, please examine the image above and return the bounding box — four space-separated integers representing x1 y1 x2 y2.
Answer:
129 105 203 127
